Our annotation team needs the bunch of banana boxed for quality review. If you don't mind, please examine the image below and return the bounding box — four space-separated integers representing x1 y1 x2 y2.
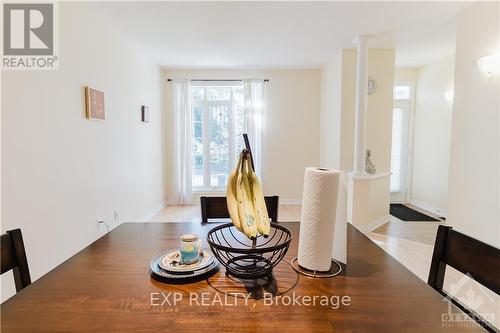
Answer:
226 151 271 239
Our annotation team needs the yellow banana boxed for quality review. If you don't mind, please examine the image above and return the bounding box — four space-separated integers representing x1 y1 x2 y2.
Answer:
236 155 258 239
247 156 271 236
226 154 243 231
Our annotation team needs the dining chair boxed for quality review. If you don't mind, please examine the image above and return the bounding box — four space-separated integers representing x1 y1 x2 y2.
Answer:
200 196 279 223
1 229 31 292
428 225 500 333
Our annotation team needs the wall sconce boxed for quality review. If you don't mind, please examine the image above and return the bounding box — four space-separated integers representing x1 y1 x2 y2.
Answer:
444 90 454 102
477 53 499 75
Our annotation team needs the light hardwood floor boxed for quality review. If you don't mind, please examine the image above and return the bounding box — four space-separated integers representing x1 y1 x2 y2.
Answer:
149 204 302 223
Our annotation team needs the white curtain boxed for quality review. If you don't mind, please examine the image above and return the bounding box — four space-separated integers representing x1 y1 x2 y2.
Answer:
243 79 264 178
173 78 192 205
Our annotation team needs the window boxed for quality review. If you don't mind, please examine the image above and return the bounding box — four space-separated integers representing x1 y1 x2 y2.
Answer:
393 85 411 100
190 84 246 190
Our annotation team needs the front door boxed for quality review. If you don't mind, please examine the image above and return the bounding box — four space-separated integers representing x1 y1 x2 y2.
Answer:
390 100 411 202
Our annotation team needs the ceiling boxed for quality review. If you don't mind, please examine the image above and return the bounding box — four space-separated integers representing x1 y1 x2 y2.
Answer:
89 1 472 69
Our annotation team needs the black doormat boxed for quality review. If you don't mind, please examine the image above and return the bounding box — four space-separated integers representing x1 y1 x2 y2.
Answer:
390 204 439 221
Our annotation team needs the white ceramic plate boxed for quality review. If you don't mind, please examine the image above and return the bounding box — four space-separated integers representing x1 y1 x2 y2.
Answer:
158 249 214 273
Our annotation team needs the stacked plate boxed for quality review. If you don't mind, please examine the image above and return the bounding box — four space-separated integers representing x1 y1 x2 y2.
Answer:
150 249 219 282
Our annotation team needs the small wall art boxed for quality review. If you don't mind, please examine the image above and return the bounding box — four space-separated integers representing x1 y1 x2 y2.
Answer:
85 86 105 120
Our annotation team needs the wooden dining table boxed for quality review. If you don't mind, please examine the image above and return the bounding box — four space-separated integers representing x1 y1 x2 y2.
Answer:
1 222 486 332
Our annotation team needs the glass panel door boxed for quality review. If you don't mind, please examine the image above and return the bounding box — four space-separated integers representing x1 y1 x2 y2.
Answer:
390 101 411 202
189 84 245 190
192 105 204 187
208 104 230 187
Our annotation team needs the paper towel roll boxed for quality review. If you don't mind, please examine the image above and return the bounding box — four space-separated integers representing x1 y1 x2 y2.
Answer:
298 167 340 271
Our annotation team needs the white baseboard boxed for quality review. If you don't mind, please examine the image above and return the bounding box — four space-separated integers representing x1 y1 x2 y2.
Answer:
279 199 302 205
409 199 447 218
354 214 391 234
139 201 167 222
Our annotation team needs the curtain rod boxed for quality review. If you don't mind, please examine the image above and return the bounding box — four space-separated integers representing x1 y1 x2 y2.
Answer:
166 79 269 82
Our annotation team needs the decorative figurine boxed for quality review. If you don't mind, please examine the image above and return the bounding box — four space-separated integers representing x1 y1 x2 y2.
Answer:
365 149 376 174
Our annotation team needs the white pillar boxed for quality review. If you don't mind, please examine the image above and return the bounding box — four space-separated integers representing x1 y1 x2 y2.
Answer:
352 35 370 175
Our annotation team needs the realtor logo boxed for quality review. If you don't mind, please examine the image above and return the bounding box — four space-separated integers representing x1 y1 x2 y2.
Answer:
441 273 496 330
4 3 53 55
2 2 58 70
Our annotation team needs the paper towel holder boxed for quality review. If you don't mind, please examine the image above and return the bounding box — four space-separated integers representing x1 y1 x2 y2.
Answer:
290 257 342 278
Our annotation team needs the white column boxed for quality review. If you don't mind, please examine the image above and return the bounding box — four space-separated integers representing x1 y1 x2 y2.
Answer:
352 35 370 175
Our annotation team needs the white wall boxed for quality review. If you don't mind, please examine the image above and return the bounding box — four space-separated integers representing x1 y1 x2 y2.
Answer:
321 49 395 231
164 69 321 204
321 49 395 174
347 49 395 231
338 49 395 174
395 68 417 83
447 2 499 246
320 53 342 170
410 54 455 214
1 2 164 302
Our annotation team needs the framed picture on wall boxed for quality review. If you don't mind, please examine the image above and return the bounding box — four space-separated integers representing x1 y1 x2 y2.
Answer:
141 105 150 122
85 86 105 120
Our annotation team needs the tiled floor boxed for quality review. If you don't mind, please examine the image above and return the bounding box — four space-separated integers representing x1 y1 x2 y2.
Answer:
371 217 442 245
368 219 436 280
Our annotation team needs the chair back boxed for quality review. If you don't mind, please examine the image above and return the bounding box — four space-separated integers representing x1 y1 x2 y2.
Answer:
428 225 500 332
200 196 279 223
1 229 31 292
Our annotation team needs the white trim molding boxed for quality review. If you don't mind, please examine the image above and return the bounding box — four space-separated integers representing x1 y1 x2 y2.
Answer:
139 201 167 222
409 199 447 218
351 214 391 234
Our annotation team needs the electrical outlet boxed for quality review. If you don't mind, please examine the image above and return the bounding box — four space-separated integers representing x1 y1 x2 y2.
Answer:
114 210 119 223
97 218 104 231
97 218 110 233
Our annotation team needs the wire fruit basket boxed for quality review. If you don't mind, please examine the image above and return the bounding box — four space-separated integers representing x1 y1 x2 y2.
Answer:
206 222 292 279
206 133 292 279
